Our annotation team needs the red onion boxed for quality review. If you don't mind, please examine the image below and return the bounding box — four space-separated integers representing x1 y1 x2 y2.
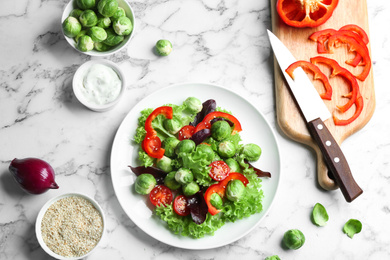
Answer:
9 158 59 194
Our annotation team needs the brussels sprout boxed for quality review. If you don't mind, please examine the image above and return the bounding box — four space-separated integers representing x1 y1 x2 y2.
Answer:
156 156 173 173
113 16 133 36
225 179 246 201
103 28 124 46
155 39 172 56
134 174 156 195
217 140 236 158
265 256 281 260
76 0 96 10
75 30 87 43
210 193 223 210
79 9 98 27
343 219 362 238
225 158 241 173
69 9 84 19
164 171 181 190
62 16 82 38
94 42 112 52
211 120 231 141
162 137 180 157
98 0 119 17
184 97 202 114
87 26 107 42
111 6 126 21
163 117 182 135
194 144 215 163
240 143 262 161
175 168 193 185
311 203 329 226
96 16 111 28
283 229 305 250
182 181 200 196
77 35 94 52
175 139 196 155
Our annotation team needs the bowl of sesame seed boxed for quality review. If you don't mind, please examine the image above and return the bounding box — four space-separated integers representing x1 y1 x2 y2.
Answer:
35 193 105 259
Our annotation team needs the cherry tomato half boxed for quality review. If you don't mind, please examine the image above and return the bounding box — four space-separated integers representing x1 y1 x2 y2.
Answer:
173 195 190 216
209 161 230 181
149 185 173 207
178 125 195 141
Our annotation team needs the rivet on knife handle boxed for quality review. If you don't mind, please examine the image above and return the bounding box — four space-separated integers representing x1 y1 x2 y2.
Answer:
307 118 363 202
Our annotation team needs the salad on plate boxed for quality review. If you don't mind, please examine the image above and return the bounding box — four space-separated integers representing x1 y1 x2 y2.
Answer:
129 97 271 239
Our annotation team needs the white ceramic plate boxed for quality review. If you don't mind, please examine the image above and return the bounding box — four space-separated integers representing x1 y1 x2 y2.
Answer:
110 82 281 249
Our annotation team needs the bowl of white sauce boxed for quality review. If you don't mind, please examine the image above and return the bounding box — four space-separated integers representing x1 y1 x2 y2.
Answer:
73 59 125 112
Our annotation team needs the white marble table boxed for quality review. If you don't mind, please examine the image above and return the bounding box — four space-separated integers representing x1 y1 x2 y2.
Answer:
1 0 390 259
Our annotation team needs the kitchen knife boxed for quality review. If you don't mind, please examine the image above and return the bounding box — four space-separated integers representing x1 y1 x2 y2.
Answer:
267 29 363 202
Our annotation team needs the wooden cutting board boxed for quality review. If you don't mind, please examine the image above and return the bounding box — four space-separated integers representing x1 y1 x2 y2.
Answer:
270 0 375 190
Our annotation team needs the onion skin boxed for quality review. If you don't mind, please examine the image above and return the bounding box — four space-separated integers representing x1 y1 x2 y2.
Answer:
9 158 59 194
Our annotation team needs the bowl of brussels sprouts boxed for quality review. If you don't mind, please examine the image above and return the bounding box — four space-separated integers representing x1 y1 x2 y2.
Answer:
61 0 135 56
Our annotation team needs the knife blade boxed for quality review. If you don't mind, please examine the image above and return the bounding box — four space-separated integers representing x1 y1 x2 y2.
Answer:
267 29 363 202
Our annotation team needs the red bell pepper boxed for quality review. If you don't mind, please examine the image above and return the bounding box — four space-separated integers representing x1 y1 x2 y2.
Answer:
204 172 248 215
339 24 369 45
333 93 363 126
142 106 173 159
286 60 332 100
195 111 242 134
327 33 371 81
309 28 337 53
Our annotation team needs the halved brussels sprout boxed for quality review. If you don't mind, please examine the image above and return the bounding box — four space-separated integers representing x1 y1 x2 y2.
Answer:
76 0 96 10
283 229 305 250
69 9 84 19
94 42 112 52
226 179 246 201
62 16 82 38
77 35 94 52
210 193 223 210
113 16 133 36
164 117 182 135
175 168 193 185
79 9 98 27
156 156 173 173
134 174 156 195
164 171 181 190
182 181 200 196
225 158 241 173
96 16 111 29
103 28 124 46
184 97 202 114
155 39 172 56
211 120 231 141
98 0 119 17
87 26 107 42
217 140 236 158
175 139 196 155
162 137 180 157
240 143 262 161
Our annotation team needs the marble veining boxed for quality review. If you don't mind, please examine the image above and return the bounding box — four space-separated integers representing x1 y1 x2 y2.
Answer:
1 0 390 259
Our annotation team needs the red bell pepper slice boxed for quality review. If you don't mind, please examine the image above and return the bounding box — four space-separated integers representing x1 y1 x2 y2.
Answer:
327 33 371 81
142 106 173 159
196 111 242 134
309 28 337 53
333 92 363 126
339 24 369 45
286 60 332 100
204 172 248 215
276 0 339 28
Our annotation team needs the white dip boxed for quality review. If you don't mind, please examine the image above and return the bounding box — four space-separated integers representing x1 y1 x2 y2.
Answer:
79 64 122 105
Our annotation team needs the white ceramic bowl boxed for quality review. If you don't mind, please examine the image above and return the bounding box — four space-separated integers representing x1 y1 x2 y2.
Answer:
61 0 135 56
73 59 125 112
36 193 105 260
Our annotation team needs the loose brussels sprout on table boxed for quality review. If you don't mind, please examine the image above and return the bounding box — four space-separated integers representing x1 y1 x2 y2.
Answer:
175 168 194 185
226 179 246 201
239 143 262 161
79 9 98 27
211 120 231 141
155 39 172 56
113 16 133 36
135 174 157 195
62 16 82 38
87 26 107 42
182 181 200 196
283 229 305 250
98 0 119 17
76 0 95 10
77 35 94 51
164 171 181 190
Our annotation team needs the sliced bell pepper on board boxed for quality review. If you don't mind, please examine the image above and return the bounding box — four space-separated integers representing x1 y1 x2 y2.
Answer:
327 33 371 81
339 24 369 45
286 60 332 100
276 0 339 28
195 111 242 134
333 93 363 126
204 172 248 215
309 28 337 53
142 106 173 159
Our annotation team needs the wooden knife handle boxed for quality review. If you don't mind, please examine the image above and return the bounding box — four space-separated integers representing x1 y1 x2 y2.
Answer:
307 118 363 202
